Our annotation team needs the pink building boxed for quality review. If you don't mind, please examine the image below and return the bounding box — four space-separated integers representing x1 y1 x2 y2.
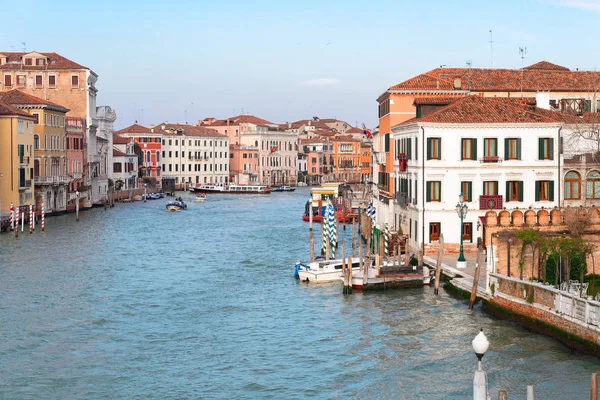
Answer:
66 116 85 210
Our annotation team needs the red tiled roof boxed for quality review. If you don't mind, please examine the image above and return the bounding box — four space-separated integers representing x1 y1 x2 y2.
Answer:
0 89 68 111
346 127 364 133
209 114 275 126
113 134 130 145
0 99 34 118
524 61 570 71
153 123 226 138
413 95 467 105
412 96 564 124
115 123 153 134
0 52 87 70
300 137 328 144
388 62 600 92
314 129 335 137
113 148 127 157
97 136 108 142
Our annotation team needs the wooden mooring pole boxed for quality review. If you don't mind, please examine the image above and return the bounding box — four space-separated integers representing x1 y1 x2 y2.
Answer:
469 244 483 309
592 373 598 400
326 237 330 261
352 218 356 257
309 230 315 262
347 256 353 294
434 234 444 295
497 390 507 400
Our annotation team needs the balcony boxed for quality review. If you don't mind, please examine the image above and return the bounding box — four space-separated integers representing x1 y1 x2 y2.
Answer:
374 152 386 165
479 195 503 210
72 172 83 180
395 191 408 207
35 175 72 185
66 117 86 128
19 156 30 165
479 156 502 164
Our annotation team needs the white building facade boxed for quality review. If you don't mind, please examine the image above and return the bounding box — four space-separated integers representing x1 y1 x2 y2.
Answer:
113 136 138 191
157 123 229 188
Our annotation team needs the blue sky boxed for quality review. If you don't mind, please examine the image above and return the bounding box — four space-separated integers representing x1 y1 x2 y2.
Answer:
3 0 600 129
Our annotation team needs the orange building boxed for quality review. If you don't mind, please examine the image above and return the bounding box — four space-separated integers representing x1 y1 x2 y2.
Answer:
331 136 366 183
229 144 259 185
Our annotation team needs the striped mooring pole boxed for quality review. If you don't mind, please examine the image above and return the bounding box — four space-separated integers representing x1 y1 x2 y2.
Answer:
9 202 13 231
29 205 33 234
384 223 389 257
15 207 19 237
41 202 45 232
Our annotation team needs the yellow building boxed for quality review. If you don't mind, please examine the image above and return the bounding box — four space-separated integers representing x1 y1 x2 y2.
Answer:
0 99 35 218
0 90 70 213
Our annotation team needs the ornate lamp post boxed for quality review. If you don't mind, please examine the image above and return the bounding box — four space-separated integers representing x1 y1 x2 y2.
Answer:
456 193 468 268
472 328 490 400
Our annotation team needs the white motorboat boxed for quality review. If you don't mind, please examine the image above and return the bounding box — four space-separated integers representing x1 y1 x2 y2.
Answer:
195 194 207 202
295 257 366 283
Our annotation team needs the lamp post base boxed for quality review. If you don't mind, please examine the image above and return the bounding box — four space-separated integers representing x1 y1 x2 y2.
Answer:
456 260 468 269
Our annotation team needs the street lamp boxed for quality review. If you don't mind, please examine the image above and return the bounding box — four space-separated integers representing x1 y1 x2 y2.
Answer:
144 183 147 203
472 328 489 400
456 193 468 268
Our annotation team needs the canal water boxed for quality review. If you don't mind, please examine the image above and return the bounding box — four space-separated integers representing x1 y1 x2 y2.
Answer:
1 188 599 399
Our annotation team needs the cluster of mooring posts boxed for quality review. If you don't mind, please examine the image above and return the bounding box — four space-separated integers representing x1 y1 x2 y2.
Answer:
472 329 600 399
306 192 431 292
6 202 45 237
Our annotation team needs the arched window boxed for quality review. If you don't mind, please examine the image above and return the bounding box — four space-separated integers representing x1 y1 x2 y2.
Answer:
146 151 151 162
565 171 581 200
587 171 600 199
156 151 160 163
34 134 40 150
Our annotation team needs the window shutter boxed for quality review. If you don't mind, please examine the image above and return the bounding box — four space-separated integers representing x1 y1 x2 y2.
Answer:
504 138 509 160
505 181 510 201
519 181 524 202
538 138 544 160
437 139 441 159
427 138 432 160
549 138 554 160
517 139 522 160
468 182 473 202
535 181 540 201
472 139 478 160
549 181 555 202
426 181 431 202
414 180 417 203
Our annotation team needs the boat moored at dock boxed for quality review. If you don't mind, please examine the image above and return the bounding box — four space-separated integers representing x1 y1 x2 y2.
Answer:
295 257 367 283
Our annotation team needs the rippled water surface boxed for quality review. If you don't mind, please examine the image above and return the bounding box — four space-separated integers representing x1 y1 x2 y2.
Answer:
1 188 600 399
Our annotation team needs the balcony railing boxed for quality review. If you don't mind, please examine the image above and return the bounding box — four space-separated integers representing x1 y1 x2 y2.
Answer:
374 152 386 165
72 172 83 180
19 156 30 165
395 191 408 207
479 156 503 163
35 175 72 185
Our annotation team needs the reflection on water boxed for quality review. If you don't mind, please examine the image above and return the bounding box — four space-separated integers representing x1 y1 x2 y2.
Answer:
1 189 599 399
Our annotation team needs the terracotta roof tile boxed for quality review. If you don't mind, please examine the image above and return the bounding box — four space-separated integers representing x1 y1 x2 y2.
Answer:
115 123 153 134
113 134 131 145
345 127 364 133
113 148 127 157
524 61 570 71
412 96 564 124
153 123 226 138
0 99 34 118
389 63 600 92
413 95 467 105
0 52 87 70
0 89 68 111
209 114 275 126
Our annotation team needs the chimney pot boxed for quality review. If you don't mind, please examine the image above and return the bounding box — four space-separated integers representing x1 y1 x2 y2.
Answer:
454 78 462 90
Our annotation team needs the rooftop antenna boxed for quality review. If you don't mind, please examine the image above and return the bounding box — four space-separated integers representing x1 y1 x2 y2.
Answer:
21 42 26 52
519 46 527 97
489 30 494 68
184 109 188 124
466 60 472 90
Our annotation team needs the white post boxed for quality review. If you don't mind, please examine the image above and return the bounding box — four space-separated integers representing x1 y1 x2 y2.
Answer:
527 385 535 400
76 191 80 222
21 211 24 232
473 361 488 400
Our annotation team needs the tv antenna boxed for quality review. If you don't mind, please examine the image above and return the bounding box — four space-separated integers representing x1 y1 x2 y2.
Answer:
21 42 26 52
519 46 527 97
489 30 494 68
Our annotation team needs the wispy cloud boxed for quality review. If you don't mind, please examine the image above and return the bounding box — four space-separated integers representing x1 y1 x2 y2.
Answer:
544 0 600 11
297 78 340 87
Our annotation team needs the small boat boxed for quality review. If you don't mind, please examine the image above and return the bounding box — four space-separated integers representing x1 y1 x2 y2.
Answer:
195 194 207 202
166 197 187 212
272 185 296 192
302 210 351 223
146 193 163 200
295 257 367 283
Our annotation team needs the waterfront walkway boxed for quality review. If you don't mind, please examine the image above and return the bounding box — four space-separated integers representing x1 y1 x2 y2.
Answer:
423 253 490 300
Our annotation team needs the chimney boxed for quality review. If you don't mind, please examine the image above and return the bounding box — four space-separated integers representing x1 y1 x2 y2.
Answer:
453 78 462 90
536 92 550 110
